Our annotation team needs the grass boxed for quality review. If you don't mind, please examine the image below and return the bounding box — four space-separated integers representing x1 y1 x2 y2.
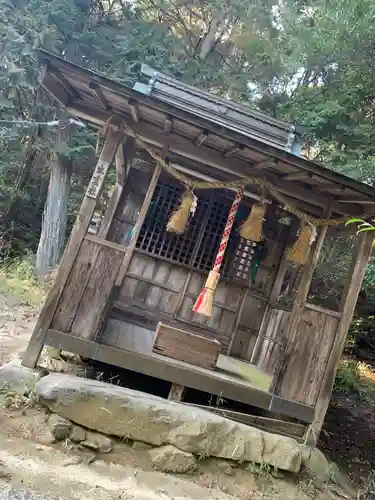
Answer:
334 358 375 402
0 254 47 306
357 470 375 499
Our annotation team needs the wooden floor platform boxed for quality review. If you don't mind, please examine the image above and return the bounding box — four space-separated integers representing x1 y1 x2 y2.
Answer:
43 328 315 423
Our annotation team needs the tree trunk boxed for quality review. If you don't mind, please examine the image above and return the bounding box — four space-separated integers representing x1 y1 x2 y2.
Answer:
36 128 72 277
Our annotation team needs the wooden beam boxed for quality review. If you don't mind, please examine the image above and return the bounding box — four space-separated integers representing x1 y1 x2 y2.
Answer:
39 66 70 107
64 106 356 216
128 99 139 122
89 82 111 111
86 138 138 340
304 302 342 319
114 162 161 290
250 228 292 365
115 137 137 186
311 231 375 443
164 115 172 133
47 63 80 100
223 144 243 158
337 198 375 204
168 383 185 401
124 121 339 213
251 159 277 171
194 130 208 147
22 119 124 368
169 162 270 204
84 233 127 253
43 55 375 202
282 171 311 182
42 328 314 422
182 403 307 440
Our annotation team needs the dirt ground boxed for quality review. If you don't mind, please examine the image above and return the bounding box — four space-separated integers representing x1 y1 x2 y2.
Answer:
0 294 366 499
320 393 375 497
0 295 39 366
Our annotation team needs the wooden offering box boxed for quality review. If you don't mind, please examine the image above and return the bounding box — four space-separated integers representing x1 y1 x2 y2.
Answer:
153 322 221 370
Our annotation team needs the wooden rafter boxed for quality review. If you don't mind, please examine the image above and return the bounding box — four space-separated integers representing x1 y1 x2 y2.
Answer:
223 144 243 158
194 130 208 147
89 82 111 111
39 51 375 203
47 63 80 100
337 198 375 204
128 99 140 122
282 171 311 182
164 115 172 132
251 159 277 171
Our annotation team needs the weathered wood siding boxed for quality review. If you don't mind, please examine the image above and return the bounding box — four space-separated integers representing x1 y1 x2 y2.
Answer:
101 168 285 358
274 307 339 406
177 271 241 349
256 308 290 376
50 238 123 340
119 253 189 316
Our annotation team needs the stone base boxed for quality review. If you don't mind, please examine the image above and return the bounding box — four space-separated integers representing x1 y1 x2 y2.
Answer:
36 374 303 472
0 359 45 395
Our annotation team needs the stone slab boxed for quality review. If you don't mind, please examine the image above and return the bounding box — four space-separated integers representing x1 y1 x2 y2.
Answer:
36 374 302 472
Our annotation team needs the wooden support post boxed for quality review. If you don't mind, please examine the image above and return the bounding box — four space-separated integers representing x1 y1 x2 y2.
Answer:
168 383 185 401
98 137 136 239
311 231 374 444
113 161 161 290
250 229 291 365
92 150 162 343
22 119 124 368
271 214 330 394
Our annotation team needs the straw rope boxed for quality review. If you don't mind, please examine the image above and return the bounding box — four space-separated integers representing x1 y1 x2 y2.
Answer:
107 120 368 227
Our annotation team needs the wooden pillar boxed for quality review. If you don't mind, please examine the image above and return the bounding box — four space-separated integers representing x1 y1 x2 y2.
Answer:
250 250 290 365
311 231 374 443
98 137 136 239
22 118 124 368
271 220 330 393
113 161 162 290
91 158 162 343
168 383 185 401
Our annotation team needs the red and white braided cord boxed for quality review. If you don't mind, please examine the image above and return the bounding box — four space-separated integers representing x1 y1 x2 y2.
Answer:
213 186 244 273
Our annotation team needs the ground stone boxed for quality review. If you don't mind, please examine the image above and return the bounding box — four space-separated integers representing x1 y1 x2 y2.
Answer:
36 374 303 472
0 487 59 500
81 431 112 453
149 445 197 474
0 359 44 396
70 426 86 443
301 447 331 481
132 441 153 451
48 414 72 441
214 460 233 476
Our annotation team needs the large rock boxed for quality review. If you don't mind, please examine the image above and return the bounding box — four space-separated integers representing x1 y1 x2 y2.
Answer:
70 425 86 443
0 359 44 395
149 445 197 473
49 414 72 441
301 446 334 481
81 431 112 453
36 374 302 472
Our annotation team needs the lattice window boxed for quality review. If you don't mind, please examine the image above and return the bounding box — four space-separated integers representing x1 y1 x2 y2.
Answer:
137 179 258 282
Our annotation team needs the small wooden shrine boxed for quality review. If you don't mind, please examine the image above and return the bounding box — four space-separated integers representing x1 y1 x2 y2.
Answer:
23 50 375 444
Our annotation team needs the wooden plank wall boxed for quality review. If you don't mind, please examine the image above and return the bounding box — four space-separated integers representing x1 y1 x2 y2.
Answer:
119 253 189 316
101 168 284 359
256 308 290 376
50 239 124 340
275 307 339 406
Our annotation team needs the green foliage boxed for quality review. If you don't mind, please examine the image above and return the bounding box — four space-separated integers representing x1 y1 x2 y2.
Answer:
334 359 375 401
0 252 46 305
